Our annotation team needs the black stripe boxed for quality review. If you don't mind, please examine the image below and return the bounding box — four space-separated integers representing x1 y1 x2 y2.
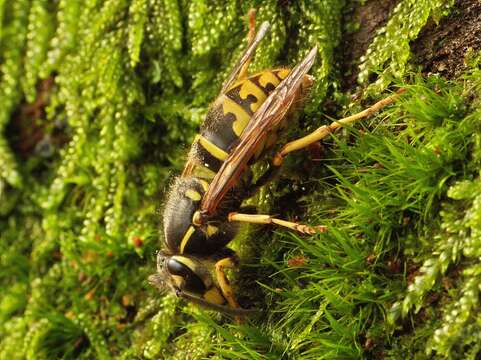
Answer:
190 139 223 172
272 70 284 81
202 101 240 153
225 84 255 116
250 73 277 95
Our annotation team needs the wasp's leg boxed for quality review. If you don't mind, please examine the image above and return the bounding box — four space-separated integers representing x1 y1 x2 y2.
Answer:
228 212 327 235
215 256 242 322
272 89 406 166
237 8 257 81
221 10 269 93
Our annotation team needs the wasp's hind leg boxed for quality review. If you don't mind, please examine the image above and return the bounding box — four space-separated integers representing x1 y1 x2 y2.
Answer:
221 10 269 93
237 8 257 81
214 255 242 323
228 212 327 234
272 89 406 166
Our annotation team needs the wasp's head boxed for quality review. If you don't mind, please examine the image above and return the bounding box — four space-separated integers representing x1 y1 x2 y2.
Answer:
149 250 259 316
149 251 227 302
163 177 239 255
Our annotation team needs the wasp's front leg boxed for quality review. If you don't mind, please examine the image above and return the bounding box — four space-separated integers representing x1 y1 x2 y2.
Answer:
214 256 242 322
272 89 406 166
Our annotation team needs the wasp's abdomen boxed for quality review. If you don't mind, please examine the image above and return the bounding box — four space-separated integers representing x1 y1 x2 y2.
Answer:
189 69 289 174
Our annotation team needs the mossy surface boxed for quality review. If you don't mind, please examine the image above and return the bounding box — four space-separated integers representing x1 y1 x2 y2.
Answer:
0 0 480 359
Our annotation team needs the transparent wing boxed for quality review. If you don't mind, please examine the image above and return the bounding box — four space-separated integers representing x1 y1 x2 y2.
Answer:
180 21 270 179
201 47 318 216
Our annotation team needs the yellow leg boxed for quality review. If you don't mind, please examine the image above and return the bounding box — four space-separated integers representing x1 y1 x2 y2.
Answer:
237 8 257 80
272 89 406 166
215 257 241 323
228 212 327 235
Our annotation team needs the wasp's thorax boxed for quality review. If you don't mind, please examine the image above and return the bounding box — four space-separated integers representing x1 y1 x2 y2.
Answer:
163 177 241 256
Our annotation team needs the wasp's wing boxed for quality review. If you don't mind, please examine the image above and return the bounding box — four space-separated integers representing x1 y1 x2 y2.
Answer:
181 22 270 178
221 21 270 94
201 47 318 216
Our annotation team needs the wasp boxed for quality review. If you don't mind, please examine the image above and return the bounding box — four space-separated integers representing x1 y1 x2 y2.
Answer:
149 10 404 318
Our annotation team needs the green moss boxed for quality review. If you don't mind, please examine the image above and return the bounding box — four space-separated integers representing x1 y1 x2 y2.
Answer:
358 0 455 92
0 0 29 188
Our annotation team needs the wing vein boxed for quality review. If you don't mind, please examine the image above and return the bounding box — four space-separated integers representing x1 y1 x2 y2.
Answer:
201 47 318 216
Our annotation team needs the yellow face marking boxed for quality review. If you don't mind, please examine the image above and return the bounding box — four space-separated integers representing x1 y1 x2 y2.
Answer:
195 134 228 161
222 96 251 136
277 68 290 79
239 80 267 112
185 189 202 201
179 226 195 254
207 224 219 236
203 287 225 305
198 179 209 192
258 71 280 89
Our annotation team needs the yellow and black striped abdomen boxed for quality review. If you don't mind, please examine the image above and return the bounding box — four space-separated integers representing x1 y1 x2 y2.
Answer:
189 69 290 174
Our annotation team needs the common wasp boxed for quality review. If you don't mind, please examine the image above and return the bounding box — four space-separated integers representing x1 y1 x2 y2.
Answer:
149 10 404 318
